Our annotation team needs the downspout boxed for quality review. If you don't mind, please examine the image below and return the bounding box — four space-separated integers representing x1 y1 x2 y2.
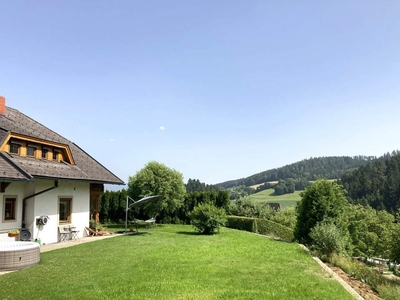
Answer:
21 180 59 228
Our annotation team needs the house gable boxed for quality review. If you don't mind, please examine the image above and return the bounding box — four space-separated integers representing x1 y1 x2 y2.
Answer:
0 97 124 185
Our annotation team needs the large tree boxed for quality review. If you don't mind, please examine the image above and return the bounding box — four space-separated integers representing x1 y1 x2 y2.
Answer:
346 204 394 258
294 179 348 244
127 161 186 220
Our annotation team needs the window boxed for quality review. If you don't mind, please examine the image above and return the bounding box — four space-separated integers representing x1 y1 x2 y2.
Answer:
42 148 48 159
9 143 20 154
27 146 36 157
53 149 60 161
59 198 72 223
4 197 16 221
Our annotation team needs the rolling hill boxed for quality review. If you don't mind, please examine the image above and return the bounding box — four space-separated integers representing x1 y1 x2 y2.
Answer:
216 156 377 189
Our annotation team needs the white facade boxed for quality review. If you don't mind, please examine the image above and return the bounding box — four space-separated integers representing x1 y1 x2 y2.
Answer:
0 179 90 244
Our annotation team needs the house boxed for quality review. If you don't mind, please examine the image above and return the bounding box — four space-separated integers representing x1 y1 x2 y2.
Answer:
0 96 124 244
267 203 284 211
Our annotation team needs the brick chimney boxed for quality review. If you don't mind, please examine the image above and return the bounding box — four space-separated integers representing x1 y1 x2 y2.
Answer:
0 96 5 115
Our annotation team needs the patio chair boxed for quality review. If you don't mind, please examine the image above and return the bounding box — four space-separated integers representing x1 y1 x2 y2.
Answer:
70 226 80 240
59 226 70 242
85 227 98 236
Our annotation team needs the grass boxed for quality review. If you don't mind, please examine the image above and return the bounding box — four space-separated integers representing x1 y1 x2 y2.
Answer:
247 180 338 207
248 188 302 207
0 225 355 300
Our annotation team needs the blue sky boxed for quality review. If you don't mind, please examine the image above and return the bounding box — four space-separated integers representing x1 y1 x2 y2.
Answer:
1 1 400 188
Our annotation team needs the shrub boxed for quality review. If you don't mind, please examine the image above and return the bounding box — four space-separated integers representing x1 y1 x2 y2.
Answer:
270 207 296 229
190 203 227 234
309 222 346 257
89 219 98 230
226 216 294 242
254 218 294 242
229 198 274 219
226 216 254 232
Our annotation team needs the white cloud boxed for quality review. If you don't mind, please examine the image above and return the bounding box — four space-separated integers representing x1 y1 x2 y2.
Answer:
159 126 166 131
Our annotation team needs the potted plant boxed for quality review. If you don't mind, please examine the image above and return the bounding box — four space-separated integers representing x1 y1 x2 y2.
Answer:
8 229 20 237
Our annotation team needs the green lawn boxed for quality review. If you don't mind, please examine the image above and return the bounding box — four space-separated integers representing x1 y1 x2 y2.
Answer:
248 188 302 207
0 225 354 300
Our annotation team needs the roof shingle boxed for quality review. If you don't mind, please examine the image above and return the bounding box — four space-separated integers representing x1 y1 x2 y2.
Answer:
0 107 124 184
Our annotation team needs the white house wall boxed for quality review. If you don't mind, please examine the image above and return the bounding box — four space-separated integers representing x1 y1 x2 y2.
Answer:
24 181 35 240
0 179 90 244
0 181 27 242
33 180 90 244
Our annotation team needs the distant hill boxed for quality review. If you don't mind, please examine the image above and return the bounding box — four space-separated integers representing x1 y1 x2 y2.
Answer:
216 156 377 189
341 151 400 213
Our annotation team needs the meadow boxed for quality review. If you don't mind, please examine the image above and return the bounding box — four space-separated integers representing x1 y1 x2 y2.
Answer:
247 188 302 207
0 225 355 300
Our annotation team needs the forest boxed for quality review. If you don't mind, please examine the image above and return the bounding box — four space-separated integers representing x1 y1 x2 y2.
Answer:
216 155 377 189
341 151 400 213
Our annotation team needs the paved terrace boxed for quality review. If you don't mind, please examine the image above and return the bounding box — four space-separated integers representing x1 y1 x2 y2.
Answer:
40 233 121 253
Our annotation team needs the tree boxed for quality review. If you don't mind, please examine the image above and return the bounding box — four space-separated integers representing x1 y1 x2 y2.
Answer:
186 178 220 193
346 205 394 258
390 222 400 263
294 179 348 244
216 190 230 211
127 161 186 220
99 189 128 223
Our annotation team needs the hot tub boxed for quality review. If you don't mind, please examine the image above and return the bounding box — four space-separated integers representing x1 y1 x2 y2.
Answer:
0 242 40 271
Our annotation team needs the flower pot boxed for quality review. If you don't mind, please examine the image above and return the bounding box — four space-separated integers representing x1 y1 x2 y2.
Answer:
8 233 19 237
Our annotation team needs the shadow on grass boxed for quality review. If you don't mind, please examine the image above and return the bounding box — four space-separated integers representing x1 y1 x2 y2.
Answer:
176 231 202 236
116 231 149 236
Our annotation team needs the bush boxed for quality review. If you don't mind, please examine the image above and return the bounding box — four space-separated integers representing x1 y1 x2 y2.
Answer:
226 216 294 242
89 219 98 230
190 203 227 234
229 198 274 219
270 207 296 229
254 218 294 242
226 216 254 232
309 222 346 257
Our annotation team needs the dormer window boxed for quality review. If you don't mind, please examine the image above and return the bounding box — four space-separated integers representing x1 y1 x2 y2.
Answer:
27 145 37 157
3 135 74 164
42 147 49 159
10 143 20 154
53 148 60 161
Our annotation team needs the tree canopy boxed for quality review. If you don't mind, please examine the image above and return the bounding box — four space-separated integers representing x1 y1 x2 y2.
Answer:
294 179 348 244
127 161 186 219
186 178 220 193
341 151 400 213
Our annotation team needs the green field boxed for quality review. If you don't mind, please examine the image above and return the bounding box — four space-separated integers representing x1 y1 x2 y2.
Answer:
0 225 354 300
248 188 302 207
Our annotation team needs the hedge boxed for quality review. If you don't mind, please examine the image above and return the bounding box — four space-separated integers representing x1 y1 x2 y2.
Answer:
227 216 294 242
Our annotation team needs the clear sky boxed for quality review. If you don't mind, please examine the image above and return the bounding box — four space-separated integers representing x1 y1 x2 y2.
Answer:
1 1 400 189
